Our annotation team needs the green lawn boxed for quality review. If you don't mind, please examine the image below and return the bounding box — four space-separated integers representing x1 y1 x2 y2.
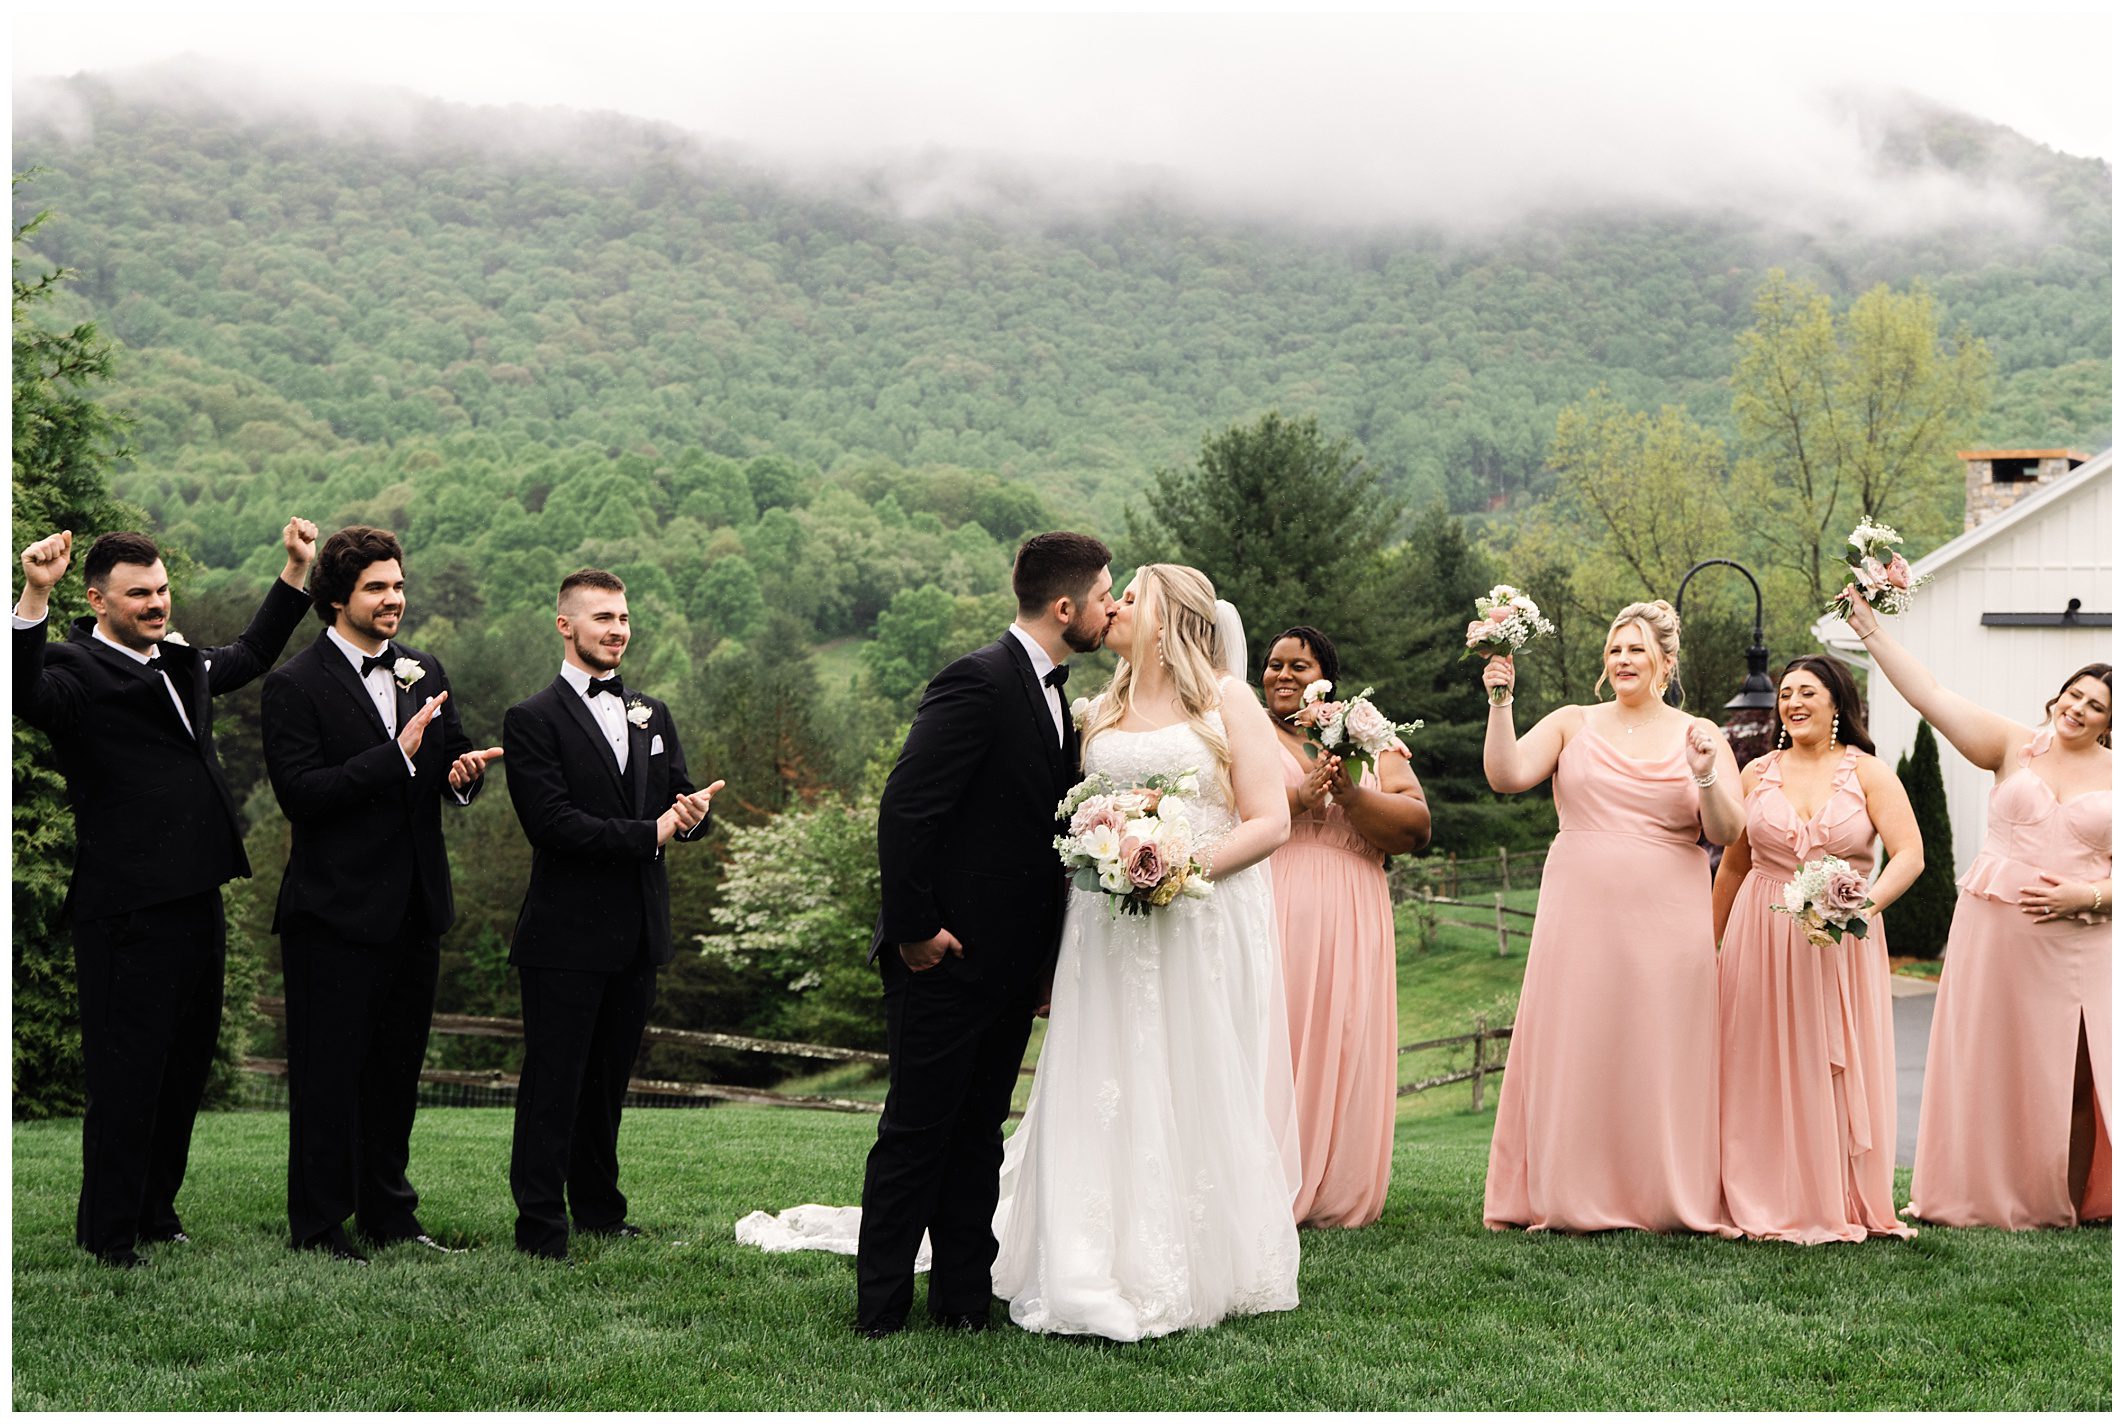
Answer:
12 1104 2109 1410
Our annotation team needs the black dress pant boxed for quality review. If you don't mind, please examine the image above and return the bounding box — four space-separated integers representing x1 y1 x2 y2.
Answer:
71 891 226 1258
856 959 1039 1330
510 954 657 1258
281 917 441 1246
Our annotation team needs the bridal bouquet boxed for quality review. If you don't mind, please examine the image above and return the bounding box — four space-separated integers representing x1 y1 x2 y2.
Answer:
1293 681 1422 784
1463 584 1556 704
1054 770 1213 916
1772 854 1876 948
1828 516 1927 620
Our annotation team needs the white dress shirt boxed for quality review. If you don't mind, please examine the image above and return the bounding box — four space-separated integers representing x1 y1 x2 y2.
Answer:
1007 623 1068 747
560 660 631 773
326 626 420 778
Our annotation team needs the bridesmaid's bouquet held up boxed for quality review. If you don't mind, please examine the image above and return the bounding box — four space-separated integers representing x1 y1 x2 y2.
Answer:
1055 770 1213 916
1773 854 1876 948
1293 681 1422 783
1463 584 1556 705
1828 516 1926 620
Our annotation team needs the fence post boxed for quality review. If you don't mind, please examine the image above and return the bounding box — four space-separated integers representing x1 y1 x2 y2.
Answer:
1471 1015 1487 1112
1419 885 1435 952
1495 893 1509 957
1499 845 1510 893
1448 850 1459 898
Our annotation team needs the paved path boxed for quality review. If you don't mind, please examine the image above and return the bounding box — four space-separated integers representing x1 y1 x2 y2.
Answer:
1889 975 1937 1169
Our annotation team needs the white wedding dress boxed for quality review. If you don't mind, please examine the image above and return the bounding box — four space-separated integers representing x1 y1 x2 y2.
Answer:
991 711 1302 1340
736 707 1302 1342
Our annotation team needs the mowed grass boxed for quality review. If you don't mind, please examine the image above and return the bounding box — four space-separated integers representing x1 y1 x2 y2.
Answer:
13 1103 2109 1411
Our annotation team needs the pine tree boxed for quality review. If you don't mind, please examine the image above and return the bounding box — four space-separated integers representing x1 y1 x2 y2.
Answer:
1891 720 1959 959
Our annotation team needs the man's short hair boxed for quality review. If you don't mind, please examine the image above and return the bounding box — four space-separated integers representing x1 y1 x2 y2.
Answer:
558 568 627 613
1012 532 1112 616
82 532 163 592
311 525 406 623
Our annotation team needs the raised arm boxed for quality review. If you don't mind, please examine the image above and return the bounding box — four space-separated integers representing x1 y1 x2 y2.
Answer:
1480 654 1574 793
1857 755 1924 917
1685 718 1746 847
1202 678 1293 880
1844 599 2029 775
204 517 317 695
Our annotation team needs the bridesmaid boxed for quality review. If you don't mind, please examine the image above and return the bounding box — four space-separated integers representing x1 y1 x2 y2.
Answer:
1261 627 1431 1228
1479 600 1743 1233
1710 656 1923 1242
1847 596 2111 1228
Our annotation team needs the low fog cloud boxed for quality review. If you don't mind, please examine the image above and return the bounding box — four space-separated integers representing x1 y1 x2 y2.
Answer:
12 11 2109 236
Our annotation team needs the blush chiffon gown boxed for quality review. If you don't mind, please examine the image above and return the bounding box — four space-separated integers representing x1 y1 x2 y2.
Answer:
1483 728 1733 1234
1717 747 1912 1242
1269 744 1404 1228
1905 728 2112 1228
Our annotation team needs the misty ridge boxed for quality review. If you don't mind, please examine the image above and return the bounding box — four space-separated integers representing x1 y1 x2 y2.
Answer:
11 53 2096 242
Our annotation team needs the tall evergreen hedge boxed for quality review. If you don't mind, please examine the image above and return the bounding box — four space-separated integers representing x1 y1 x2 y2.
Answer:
1891 720 1959 959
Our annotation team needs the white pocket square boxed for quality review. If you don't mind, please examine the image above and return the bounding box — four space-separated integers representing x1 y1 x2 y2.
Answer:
650 734 665 755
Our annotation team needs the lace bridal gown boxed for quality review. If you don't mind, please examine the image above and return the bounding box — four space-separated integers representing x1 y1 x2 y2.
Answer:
991 709 1302 1340
735 704 1302 1341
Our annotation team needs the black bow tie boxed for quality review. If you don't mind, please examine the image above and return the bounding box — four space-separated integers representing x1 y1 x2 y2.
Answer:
1044 664 1069 690
359 650 394 679
586 675 624 699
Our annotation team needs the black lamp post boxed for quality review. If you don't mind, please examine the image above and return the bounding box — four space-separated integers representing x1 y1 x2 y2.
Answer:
1667 558 1778 769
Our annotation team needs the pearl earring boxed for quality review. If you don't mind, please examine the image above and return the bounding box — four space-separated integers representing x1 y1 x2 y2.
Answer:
1776 724 1789 750
1155 636 1167 667
1831 712 1840 745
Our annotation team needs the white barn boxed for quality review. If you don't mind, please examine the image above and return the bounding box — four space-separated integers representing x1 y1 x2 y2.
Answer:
1814 448 2112 875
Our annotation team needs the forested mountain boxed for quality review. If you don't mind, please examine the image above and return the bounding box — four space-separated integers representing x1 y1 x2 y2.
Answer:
12 72 2111 537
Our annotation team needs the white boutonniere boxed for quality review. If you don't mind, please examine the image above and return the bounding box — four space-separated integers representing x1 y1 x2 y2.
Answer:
393 656 425 690
625 697 653 728
161 630 189 647
1070 696 1092 731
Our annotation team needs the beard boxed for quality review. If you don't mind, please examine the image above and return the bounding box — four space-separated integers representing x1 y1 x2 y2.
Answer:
1062 608 1111 654
343 605 402 646
571 630 626 671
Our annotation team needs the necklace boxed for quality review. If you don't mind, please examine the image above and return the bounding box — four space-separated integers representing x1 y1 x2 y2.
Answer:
1614 703 1660 735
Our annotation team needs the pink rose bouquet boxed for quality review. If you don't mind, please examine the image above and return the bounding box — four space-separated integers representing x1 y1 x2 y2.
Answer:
1295 680 1422 785
1054 769 1213 916
1773 853 1877 948
1829 516 1929 621
1463 584 1556 705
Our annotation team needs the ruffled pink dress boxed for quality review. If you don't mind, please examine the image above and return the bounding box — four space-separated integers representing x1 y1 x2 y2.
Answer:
1270 745 1402 1228
1718 748 1912 1242
1906 729 2112 1228
1484 730 1732 1234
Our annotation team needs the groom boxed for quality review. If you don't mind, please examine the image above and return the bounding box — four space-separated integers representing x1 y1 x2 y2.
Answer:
856 531 1116 1336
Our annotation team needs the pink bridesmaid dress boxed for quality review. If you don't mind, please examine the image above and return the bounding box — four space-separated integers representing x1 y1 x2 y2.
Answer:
1906 728 2112 1228
1718 747 1912 1242
1484 729 1732 1234
1269 745 1402 1228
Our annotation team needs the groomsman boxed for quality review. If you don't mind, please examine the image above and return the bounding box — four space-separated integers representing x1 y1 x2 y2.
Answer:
502 569 721 1263
13 521 316 1267
260 526 501 1263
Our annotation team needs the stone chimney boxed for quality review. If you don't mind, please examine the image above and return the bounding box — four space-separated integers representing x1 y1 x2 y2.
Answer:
1960 449 2089 531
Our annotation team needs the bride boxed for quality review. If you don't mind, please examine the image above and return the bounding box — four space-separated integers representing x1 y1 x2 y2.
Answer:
990 562 1301 1340
738 565 1300 1341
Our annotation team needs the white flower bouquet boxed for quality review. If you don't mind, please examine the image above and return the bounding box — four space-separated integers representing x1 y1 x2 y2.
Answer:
1463 584 1556 705
1773 854 1876 949
1292 680 1422 784
1054 769 1213 916
1828 516 1927 621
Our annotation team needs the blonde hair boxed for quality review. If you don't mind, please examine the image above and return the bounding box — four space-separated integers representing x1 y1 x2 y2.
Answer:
1082 564 1233 795
1595 599 1683 702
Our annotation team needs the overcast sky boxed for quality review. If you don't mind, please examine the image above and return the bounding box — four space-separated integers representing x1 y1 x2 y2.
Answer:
11 7 2114 230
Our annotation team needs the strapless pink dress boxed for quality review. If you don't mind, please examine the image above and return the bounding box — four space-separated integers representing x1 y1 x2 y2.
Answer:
1718 748 1911 1242
1269 745 1401 1228
1484 731 1733 1234
1906 729 2112 1228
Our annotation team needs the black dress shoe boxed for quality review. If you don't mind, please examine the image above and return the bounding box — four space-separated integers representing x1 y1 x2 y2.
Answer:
854 1321 903 1339
371 1229 464 1255
140 1228 190 1245
933 1311 991 1333
518 1242 575 1267
96 1248 151 1270
296 1227 370 1265
578 1222 645 1239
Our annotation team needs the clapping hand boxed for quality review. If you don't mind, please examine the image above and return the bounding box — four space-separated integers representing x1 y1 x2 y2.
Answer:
398 691 449 759
1296 753 1338 812
448 746 504 791
671 779 726 832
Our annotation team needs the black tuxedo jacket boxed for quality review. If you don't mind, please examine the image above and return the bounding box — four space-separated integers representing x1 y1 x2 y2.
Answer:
870 634 1079 991
260 632 478 943
12 579 311 921
502 677 706 973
